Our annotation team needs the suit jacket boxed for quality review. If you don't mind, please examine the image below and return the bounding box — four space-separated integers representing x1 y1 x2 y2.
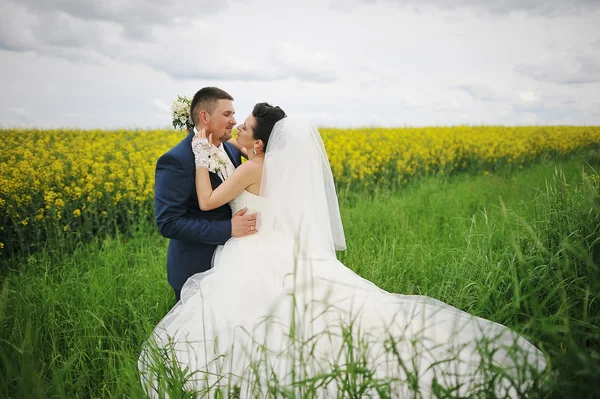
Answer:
154 130 243 292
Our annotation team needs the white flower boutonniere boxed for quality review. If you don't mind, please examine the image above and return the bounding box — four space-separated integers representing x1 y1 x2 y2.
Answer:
207 155 227 176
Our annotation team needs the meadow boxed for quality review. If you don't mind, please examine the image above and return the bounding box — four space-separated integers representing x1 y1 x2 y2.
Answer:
0 126 599 397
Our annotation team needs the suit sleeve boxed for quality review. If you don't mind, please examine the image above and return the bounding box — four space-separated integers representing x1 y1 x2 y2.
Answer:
154 152 231 244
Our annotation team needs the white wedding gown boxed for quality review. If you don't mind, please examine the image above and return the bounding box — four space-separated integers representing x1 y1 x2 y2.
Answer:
139 119 546 398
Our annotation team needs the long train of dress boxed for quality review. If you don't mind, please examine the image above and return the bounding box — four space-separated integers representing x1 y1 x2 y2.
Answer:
139 191 546 398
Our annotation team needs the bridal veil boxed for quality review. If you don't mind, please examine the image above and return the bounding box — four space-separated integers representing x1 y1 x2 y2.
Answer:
259 117 346 255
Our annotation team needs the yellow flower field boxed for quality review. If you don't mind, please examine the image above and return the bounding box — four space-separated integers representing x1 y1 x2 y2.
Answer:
321 126 600 186
1 126 599 257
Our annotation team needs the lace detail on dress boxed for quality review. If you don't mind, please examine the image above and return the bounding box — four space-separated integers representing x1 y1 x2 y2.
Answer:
228 190 264 215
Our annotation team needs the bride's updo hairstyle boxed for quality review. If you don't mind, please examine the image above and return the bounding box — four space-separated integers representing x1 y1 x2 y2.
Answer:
252 103 286 152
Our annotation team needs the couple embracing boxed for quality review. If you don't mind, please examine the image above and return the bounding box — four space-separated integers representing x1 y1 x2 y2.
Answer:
140 87 546 398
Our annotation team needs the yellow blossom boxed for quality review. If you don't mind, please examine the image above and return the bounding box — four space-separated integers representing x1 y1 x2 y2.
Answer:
0 126 599 255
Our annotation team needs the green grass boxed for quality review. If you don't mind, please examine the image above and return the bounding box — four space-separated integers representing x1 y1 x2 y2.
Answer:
1 151 599 398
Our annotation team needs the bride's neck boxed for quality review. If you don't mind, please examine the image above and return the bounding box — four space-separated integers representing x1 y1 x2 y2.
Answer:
247 151 264 162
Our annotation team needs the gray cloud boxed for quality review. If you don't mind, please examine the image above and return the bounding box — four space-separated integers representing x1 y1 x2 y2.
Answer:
129 36 341 82
5 107 32 125
0 0 227 57
511 93 583 120
515 51 600 84
145 57 286 81
14 0 228 40
2 0 599 128
454 82 504 102
42 12 100 48
267 42 339 83
59 112 99 119
0 0 121 60
0 1 38 51
359 0 600 16
152 100 170 114
9 108 31 117
0 0 341 83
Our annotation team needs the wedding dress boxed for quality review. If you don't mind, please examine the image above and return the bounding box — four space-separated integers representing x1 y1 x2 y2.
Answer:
139 119 546 398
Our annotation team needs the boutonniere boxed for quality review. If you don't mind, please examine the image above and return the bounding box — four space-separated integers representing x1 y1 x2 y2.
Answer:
192 135 227 178
207 155 226 175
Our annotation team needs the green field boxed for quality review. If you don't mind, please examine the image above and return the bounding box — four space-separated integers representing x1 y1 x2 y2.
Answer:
1 151 599 398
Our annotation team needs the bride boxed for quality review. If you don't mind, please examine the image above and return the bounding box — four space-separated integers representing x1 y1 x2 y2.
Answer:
139 103 547 398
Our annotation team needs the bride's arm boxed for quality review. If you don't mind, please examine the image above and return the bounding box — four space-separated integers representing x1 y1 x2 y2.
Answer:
195 161 259 211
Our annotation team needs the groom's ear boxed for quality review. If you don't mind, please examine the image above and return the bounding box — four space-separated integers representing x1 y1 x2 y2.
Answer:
198 110 209 125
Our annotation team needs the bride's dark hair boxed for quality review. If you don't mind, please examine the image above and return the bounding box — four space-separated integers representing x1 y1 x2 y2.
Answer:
252 103 286 151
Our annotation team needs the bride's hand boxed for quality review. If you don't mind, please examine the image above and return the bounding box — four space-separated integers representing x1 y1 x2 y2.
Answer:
193 127 212 148
191 128 213 168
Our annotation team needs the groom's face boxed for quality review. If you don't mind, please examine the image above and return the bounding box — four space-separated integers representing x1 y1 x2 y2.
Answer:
207 99 236 144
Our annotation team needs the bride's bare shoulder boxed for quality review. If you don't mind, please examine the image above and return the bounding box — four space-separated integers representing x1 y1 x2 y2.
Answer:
237 159 263 175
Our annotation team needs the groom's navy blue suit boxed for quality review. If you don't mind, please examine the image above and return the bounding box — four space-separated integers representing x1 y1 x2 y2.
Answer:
155 130 242 300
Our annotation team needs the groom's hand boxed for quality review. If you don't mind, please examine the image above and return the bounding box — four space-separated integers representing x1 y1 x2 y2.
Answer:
231 208 257 237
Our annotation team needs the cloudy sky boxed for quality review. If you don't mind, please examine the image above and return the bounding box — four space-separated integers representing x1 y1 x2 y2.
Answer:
1 0 599 129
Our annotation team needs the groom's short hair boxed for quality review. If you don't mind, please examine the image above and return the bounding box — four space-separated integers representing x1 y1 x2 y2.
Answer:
190 87 234 126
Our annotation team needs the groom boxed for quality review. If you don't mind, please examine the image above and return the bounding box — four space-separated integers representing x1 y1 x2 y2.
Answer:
155 87 257 301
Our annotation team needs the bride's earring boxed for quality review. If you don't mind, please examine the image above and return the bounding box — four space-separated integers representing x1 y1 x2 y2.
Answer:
252 149 257 155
